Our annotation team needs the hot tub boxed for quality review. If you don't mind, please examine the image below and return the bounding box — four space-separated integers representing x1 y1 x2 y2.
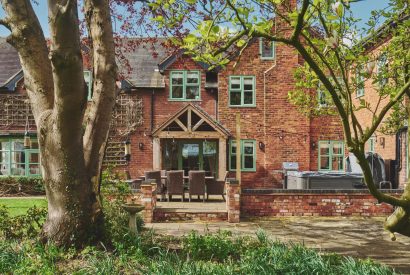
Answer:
286 171 364 189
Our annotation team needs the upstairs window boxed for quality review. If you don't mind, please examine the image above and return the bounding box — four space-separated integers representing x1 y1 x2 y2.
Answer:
229 139 256 172
229 76 255 107
84 70 93 100
318 140 344 171
169 71 201 101
377 54 388 87
260 38 275 60
356 66 365 97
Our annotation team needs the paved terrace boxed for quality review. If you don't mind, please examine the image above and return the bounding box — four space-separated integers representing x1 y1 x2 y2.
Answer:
148 217 410 274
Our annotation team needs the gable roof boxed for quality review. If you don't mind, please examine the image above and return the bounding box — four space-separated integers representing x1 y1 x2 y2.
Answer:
0 38 22 90
158 49 211 72
152 103 231 138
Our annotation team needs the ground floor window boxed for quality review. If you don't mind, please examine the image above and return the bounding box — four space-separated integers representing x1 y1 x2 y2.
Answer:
229 139 256 172
0 137 40 177
318 140 344 171
161 139 218 176
367 136 376 153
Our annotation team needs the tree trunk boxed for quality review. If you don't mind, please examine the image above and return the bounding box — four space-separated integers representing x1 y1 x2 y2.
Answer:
1 0 116 247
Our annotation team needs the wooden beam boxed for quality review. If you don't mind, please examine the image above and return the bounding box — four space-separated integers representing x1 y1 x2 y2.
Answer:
192 119 204 131
218 138 227 181
175 118 188 132
157 131 221 139
187 108 192 131
153 137 161 170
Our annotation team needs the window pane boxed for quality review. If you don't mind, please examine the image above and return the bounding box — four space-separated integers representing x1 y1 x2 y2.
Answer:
187 72 199 84
0 163 10 176
171 72 183 85
28 152 40 163
186 86 199 100
243 142 254 154
231 142 237 154
12 140 24 151
11 151 24 163
230 156 236 170
320 156 330 170
230 92 241 105
11 163 25 176
320 142 330 155
261 38 273 58
332 156 344 171
244 92 253 105
0 151 9 163
29 164 40 175
0 140 10 150
243 78 254 91
172 86 183 98
230 77 241 90
244 156 254 169
333 142 343 155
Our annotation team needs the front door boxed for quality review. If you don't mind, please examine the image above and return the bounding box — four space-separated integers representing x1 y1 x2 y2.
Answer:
180 142 201 175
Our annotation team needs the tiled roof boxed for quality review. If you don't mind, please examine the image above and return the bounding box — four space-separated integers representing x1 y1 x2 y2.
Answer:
117 38 170 88
0 38 21 88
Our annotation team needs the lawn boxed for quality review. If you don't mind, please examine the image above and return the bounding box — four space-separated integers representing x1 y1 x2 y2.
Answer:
0 198 47 216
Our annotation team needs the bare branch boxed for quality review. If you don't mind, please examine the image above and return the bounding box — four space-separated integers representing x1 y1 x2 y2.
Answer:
0 18 11 31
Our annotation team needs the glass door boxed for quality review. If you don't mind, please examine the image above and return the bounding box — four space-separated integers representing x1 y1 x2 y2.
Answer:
179 142 201 175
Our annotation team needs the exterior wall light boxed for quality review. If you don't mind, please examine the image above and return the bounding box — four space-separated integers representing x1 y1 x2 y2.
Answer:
24 132 31 149
258 141 265 151
138 142 144 150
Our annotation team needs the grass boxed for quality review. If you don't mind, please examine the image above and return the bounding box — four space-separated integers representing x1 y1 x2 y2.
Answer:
0 230 397 275
0 198 47 216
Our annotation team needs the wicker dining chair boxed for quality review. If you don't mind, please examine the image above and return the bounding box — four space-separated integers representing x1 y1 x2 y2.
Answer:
205 171 228 201
166 170 184 202
188 170 206 202
144 170 164 200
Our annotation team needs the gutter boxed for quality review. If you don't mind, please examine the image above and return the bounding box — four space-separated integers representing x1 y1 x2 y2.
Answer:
395 126 407 188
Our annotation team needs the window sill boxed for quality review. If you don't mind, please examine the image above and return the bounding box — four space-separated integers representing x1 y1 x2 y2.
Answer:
228 105 257 108
168 99 202 102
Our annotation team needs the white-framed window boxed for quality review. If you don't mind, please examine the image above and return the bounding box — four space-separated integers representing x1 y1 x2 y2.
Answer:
367 136 376 153
377 53 388 87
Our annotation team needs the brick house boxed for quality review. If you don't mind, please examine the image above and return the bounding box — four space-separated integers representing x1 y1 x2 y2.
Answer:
0 21 406 191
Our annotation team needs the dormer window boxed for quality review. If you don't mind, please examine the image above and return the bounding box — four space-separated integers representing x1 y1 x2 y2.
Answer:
169 70 201 101
259 38 275 60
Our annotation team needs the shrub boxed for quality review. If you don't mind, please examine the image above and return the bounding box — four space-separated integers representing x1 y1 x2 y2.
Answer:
0 177 45 196
0 205 47 240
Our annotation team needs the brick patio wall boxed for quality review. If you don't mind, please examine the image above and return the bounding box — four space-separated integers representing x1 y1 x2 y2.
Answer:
241 189 403 217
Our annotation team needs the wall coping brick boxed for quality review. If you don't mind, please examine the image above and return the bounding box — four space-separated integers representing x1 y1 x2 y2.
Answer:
242 188 404 194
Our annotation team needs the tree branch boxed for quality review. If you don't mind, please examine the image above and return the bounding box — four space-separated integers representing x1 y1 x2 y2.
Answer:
83 0 117 185
1 0 54 121
291 0 309 42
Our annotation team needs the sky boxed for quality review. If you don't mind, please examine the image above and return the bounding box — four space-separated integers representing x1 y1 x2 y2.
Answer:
0 0 390 37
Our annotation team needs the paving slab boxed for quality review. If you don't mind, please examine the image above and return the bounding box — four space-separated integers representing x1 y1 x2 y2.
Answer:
147 217 410 273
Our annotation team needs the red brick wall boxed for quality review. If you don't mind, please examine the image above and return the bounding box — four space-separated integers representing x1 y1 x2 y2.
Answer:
217 39 342 188
241 191 399 217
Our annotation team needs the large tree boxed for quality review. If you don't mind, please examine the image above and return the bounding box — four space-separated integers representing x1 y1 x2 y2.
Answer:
149 0 410 238
0 0 117 246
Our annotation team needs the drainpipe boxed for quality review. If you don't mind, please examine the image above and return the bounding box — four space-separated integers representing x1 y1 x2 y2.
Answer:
263 54 277 175
263 21 277 179
151 89 154 132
